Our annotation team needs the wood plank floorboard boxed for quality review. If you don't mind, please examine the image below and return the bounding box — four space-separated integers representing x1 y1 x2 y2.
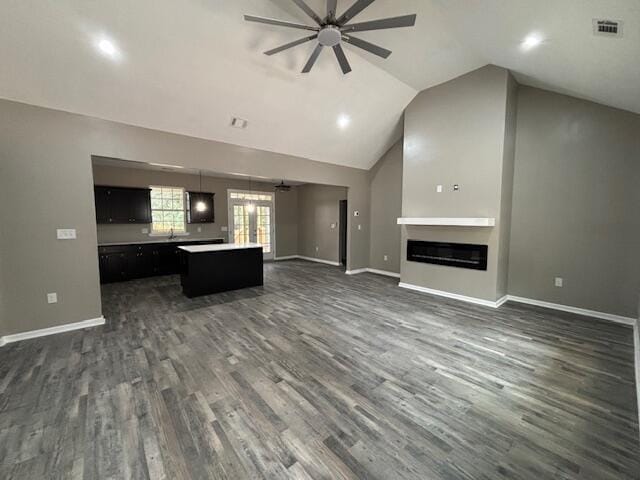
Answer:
0 260 638 479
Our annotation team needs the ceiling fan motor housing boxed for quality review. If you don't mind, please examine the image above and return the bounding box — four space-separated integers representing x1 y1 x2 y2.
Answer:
318 26 341 47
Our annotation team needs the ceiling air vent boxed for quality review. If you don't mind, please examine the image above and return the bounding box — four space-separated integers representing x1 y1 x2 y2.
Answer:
593 19 623 37
230 117 248 129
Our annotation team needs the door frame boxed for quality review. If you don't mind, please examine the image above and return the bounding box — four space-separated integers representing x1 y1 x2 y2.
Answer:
227 189 276 260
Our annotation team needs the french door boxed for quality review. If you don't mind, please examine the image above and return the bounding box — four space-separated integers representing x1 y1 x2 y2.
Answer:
228 190 275 260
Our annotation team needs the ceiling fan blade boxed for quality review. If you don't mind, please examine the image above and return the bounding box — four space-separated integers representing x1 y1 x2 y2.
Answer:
336 0 375 26
342 35 391 58
290 0 323 25
244 15 319 32
340 14 416 33
302 44 324 73
333 44 352 74
326 0 338 21
264 35 318 55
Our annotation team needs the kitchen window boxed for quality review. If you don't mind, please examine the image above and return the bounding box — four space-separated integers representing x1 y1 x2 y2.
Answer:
150 186 186 234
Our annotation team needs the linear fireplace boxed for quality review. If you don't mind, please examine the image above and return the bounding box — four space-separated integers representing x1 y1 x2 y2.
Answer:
407 240 488 271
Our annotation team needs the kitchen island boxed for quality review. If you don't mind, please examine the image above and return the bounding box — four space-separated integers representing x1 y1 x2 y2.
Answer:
178 243 263 298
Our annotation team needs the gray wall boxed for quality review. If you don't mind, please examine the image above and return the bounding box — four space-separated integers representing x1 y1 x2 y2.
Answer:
92 164 299 257
508 87 640 317
0 98 370 337
496 74 518 299
297 184 347 263
369 140 403 273
401 65 516 302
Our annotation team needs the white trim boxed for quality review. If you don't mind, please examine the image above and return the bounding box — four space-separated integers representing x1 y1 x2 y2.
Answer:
505 296 636 325
495 295 509 308
399 282 504 308
397 217 495 227
274 255 299 261
344 268 401 278
0 316 105 346
633 321 639 443
298 256 341 267
365 268 401 278
345 268 367 275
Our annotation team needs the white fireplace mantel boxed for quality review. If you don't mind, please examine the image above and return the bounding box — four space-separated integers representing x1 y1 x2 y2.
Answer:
397 217 496 227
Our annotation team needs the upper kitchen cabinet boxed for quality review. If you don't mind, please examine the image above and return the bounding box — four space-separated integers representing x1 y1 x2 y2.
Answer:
94 186 152 224
187 192 215 223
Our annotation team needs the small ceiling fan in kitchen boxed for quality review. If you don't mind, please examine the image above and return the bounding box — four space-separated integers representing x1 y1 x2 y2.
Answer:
244 0 417 74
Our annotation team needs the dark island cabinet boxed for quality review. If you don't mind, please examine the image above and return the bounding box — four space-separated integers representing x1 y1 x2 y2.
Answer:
187 192 215 224
98 239 224 283
94 186 152 224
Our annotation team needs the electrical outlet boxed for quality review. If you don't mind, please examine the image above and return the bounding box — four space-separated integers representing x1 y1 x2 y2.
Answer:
330 223 336 229
436 185 443 193
221 226 228 232
315 246 319 252
383 255 388 262
56 229 76 240
141 228 149 234
555 277 563 287
47 293 58 304
197 226 202 233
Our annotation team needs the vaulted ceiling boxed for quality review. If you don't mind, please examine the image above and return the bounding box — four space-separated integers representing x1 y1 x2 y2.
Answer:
1 1 638 169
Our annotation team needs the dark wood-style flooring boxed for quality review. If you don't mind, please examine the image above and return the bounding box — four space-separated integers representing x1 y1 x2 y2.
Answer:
0 260 638 479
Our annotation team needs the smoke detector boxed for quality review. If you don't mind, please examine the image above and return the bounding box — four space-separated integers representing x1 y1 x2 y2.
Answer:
593 19 623 38
231 117 248 129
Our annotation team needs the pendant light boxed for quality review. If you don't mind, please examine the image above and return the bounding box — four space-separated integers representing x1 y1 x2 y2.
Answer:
247 176 256 213
195 170 207 212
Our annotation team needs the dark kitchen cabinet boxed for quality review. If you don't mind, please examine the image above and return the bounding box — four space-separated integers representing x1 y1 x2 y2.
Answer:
98 239 224 283
94 186 152 224
187 192 215 224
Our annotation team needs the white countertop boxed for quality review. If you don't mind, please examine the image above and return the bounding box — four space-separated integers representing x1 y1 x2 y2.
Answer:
98 237 225 247
178 243 263 253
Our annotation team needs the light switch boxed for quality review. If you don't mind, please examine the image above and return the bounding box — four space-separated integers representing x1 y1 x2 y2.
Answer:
141 228 149 234
197 227 202 233
47 293 58 304
56 229 76 240
436 185 443 193
358 224 362 230
221 226 228 232
330 223 336 229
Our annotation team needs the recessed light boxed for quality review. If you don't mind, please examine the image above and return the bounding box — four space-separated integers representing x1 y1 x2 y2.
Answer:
521 33 543 51
96 38 120 59
337 114 351 129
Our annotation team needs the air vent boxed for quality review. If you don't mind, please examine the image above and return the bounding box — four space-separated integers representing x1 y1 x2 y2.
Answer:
230 117 248 129
593 19 623 37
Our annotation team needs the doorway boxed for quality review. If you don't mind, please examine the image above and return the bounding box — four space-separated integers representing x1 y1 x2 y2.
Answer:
227 189 275 260
339 199 348 266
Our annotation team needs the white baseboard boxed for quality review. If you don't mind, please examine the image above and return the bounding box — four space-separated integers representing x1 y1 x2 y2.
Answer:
505 296 636 326
345 268 367 275
297 256 341 267
399 282 505 308
274 255 299 261
634 322 640 443
365 268 401 278
0 316 105 346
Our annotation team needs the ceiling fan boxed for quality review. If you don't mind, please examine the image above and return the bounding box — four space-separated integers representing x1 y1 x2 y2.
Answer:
274 180 292 192
244 0 417 74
